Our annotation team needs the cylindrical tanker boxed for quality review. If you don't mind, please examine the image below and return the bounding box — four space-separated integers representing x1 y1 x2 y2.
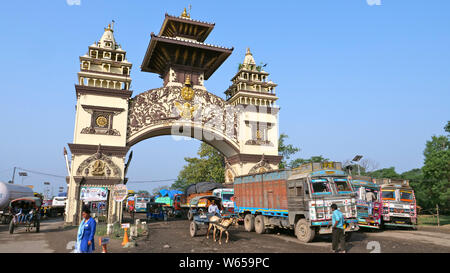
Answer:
0 182 34 210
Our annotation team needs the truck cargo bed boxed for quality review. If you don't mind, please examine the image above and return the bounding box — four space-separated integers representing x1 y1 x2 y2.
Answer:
234 171 288 217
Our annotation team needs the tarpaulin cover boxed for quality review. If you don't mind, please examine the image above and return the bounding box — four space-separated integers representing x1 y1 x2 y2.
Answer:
158 189 183 199
185 182 224 196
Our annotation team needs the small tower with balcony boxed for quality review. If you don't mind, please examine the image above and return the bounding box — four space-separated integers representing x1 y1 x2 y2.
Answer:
225 48 278 107
78 22 132 90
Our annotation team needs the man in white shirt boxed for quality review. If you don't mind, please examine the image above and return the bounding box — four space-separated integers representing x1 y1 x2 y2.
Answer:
208 200 220 216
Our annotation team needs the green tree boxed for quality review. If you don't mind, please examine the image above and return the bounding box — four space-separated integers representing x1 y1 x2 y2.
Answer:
366 167 401 179
171 143 225 191
400 168 428 209
422 133 450 211
289 156 329 169
278 133 300 169
136 190 150 196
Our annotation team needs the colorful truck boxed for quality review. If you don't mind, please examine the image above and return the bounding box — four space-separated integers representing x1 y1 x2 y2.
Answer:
234 162 359 243
173 184 232 220
212 188 234 210
349 176 382 229
174 192 214 220
134 195 150 213
375 178 417 229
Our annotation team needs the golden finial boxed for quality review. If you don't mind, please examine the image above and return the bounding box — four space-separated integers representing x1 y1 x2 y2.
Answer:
184 75 192 86
104 22 114 32
246 48 252 55
181 7 190 18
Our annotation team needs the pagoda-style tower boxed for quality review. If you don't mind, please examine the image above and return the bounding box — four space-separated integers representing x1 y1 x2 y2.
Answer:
223 49 280 181
225 48 278 106
66 23 132 225
141 10 233 88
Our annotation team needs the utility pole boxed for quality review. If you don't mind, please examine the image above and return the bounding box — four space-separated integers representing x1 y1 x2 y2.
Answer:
352 155 363 176
11 167 16 184
436 204 440 227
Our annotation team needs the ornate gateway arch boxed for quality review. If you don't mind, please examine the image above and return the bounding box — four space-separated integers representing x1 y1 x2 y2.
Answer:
65 11 282 225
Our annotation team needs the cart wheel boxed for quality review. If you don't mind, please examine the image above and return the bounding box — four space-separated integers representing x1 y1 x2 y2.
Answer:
190 221 198 237
9 220 14 234
187 210 194 221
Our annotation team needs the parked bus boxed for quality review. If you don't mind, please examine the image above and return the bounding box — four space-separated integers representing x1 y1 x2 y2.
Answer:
234 162 358 243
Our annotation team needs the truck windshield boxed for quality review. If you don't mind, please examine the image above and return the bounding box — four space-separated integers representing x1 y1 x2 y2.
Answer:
381 190 396 200
334 179 352 193
311 179 331 195
400 191 413 202
222 194 233 201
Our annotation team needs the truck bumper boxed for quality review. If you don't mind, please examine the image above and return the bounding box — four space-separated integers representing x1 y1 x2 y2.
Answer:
312 219 359 234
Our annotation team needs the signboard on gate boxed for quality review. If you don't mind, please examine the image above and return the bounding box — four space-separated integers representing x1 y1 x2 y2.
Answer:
80 186 108 202
112 184 128 202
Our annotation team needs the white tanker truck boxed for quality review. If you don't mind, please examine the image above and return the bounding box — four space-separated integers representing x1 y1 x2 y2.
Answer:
0 181 34 224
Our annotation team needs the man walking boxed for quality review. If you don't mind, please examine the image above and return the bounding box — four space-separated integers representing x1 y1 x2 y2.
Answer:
331 203 346 253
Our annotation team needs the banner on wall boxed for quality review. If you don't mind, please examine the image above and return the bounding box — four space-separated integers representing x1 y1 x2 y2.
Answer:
80 186 108 202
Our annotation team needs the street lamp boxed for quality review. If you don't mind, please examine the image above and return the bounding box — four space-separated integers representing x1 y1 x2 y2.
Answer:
352 155 363 176
18 172 28 184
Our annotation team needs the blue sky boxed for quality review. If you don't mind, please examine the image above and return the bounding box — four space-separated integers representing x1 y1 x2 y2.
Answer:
0 0 449 194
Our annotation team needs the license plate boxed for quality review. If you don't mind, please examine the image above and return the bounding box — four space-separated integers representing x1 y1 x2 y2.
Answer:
200 215 207 218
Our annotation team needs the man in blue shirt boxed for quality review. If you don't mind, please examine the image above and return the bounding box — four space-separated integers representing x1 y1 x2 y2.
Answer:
331 203 346 253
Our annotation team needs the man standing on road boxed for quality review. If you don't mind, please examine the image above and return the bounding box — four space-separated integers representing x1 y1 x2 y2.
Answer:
331 203 346 253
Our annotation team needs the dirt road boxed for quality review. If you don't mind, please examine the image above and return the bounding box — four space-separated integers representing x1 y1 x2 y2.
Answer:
123 218 450 253
1 217 449 253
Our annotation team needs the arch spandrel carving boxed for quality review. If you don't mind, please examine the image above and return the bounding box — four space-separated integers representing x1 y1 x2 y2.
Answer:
127 86 240 151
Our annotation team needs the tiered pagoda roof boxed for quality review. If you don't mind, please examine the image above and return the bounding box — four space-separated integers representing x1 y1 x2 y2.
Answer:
141 10 233 84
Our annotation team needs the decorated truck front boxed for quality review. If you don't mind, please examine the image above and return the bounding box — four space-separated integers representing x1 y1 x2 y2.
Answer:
349 176 382 229
135 196 150 213
376 179 417 228
234 162 358 243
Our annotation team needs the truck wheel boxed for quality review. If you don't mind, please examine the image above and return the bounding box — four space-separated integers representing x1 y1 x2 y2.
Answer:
295 219 315 243
244 214 255 232
9 221 14 234
190 221 198 237
187 210 194 221
254 215 266 234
